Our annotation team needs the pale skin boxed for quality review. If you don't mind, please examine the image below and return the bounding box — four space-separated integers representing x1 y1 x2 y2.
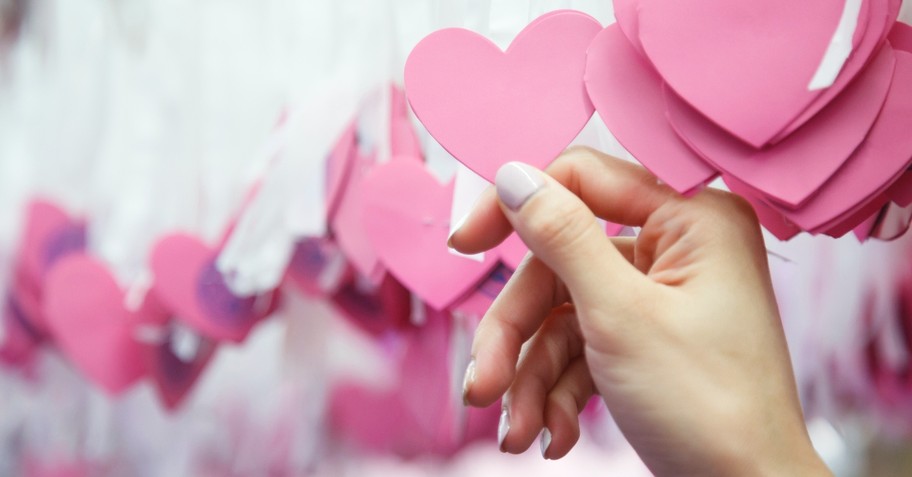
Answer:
449 147 833 476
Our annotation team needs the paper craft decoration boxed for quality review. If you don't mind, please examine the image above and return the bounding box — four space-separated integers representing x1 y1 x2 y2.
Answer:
583 0 912 239
150 234 278 343
329 308 498 457
42 254 146 395
6 200 86 339
362 159 499 310
405 10 601 182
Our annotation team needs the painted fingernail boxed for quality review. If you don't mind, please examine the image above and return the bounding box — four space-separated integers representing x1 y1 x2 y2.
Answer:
461 358 476 406
540 427 552 459
495 162 545 211
497 406 511 452
446 213 469 249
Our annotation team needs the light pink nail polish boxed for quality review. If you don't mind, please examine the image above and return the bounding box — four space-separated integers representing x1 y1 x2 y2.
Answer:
497 406 511 451
495 162 545 211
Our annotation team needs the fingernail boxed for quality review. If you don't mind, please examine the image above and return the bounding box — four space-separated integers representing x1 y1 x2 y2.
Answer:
495 162 545 211
497 406 511 452
540 427 552 459
461 358 476 406
447 212 469 249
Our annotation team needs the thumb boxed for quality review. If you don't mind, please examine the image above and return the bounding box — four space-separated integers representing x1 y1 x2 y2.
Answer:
494 162 651 312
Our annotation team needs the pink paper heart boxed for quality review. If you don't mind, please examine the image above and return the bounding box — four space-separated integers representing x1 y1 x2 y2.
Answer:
361 160 498 310
405 10 601 181
667 43 896 208
585 25 717 194
329 309 498 457
725 49 912 232
150 234 276 343
19 199 86 284
773 0 895 141
636 0 845 147
12 200 86 337
42 254 145 395
331 150 386 281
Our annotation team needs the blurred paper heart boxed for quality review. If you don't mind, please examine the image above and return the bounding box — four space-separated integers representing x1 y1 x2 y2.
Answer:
42 254 145 395
150 234 276 343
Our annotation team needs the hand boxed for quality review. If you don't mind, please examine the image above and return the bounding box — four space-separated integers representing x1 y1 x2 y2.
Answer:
450 148 831 476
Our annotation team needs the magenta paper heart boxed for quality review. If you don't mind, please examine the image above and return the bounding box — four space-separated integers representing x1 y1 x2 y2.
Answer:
329 309 497 457
585 26 717 194
0 295 41 369
285 238 349 298
405 10 601 182
361 160 498 310
42 254 145 395
667 44 896 208
636 0 845 147
330 272 412 336
130 293 217 410
150 234 276 343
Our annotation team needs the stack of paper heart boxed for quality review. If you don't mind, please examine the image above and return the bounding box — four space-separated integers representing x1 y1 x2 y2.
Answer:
405 2 912 241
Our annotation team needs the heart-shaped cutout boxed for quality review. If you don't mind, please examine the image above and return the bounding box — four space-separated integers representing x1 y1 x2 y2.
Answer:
361 160 498 310
150 234 275 343
42 254 145 395
330 272 412 336
405 10 601 181
585 25 717 194
666 43 896 208
636 0 845 147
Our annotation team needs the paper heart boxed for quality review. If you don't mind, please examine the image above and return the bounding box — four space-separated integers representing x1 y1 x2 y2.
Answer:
667 44 896 208
331 150 386 281
329 309 497 457
285 238 349 298
773 0 895 141
42 254 145 395
150 234 276 343
330 272 412 336
0 294 41 369
361 160 498 310
405 10 601 181
19 199 86 283
12 200 86 337
636 0 845 147
585 25 717 194
722 49 912 234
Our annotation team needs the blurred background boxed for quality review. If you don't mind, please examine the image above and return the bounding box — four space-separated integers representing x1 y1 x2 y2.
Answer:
0 0 911 475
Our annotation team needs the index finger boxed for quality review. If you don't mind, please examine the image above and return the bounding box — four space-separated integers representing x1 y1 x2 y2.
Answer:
450 147 678 255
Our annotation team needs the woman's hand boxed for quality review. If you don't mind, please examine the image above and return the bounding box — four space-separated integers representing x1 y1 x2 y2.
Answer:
450 147 831 476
